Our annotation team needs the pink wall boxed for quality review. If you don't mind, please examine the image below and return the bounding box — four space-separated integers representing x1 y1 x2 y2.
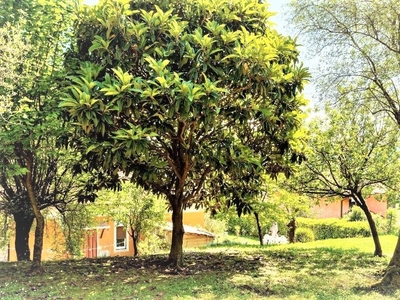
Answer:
311 196 387 219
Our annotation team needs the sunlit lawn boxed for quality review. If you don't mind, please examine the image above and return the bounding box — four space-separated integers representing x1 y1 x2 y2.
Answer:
0 235 398 299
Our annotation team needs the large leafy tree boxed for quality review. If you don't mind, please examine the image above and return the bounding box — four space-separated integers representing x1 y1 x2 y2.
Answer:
0 0 80 272
292 101 400 257
289 0 400 287
62 0 309 266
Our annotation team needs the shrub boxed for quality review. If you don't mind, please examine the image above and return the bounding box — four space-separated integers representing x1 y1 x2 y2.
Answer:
139 229 169 255
204 214 227 237
348 206 366 221
385 208 399 235
372 213 386 235
226 213 256 236
295 228 315 243
296 217 370 240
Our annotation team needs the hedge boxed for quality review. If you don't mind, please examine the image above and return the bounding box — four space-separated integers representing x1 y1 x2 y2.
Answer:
296 217 370 240
295 228 315 243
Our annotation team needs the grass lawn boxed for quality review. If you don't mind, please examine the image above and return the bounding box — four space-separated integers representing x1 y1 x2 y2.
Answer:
0 235 399 299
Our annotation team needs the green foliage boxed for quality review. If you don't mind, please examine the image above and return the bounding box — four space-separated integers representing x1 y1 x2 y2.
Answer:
294 101 400 200
57 204 93 258
297 218 371 240
62 0 310 215
225 209 257 237
385 208 399 235
289 0 400 134
223 206 288 238
0 23 31 116
62 0 310 264
348 206 366 222
88 182 167 255
204 214 227 237
295 228 314 243
137 230 170 255
0 1 89 269
216 176 311 242
290 99 399 256
0 213 10 250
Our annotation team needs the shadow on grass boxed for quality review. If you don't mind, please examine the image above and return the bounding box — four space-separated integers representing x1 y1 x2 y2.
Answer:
262 246 378 272
0 247 393 299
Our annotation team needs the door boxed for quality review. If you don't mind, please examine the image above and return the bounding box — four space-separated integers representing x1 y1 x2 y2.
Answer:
85 229 97 258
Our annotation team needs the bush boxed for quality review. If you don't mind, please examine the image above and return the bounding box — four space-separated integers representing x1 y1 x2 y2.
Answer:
224 207 288 239
385 208 399 234
139 229 169 255
204 214 227 237
295 228 315 243
296 217 370 240
226 213 257 236
348 206 366 221
372 213 386 235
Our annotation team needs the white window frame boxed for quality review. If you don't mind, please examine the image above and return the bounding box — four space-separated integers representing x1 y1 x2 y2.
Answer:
114 222 129 251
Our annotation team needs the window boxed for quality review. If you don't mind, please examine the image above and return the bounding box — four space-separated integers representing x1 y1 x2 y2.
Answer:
115 224 128 251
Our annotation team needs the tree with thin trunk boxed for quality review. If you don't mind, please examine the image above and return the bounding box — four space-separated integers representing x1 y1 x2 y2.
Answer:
291 101 400 257
289 0 400 287
0 0 77 273
61 0 310 267
88 182 166 256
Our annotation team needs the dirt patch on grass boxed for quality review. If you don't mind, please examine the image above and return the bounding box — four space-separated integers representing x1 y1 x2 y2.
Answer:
52 251 266 276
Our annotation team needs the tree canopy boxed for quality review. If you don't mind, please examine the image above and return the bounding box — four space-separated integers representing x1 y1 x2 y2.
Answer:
61 0 310 266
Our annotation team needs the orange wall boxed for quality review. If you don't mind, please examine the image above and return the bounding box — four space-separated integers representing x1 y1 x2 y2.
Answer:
9 219 69 262
165 210 205 227
84 218 135 258
8 217 136 261
8 210 207 261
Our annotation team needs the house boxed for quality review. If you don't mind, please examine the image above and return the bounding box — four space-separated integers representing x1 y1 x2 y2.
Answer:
311 195 387 219
83 217 135 259
3 208 214 262
164 222 215 248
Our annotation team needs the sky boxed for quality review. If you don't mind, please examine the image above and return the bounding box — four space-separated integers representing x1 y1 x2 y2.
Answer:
268 0 319 106
82 0 99 5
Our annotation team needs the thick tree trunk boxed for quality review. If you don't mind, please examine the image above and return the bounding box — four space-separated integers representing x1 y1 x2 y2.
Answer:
13 211 34 261
372 233 400 289
30 214 44 273
359 201 382 257
168 206 184 267
24 154 45 274
254 212 263 246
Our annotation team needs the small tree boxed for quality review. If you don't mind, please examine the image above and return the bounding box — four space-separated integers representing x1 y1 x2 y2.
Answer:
292 101 400 256
89 182 167 256
289 0 400 286
221 176 310 245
